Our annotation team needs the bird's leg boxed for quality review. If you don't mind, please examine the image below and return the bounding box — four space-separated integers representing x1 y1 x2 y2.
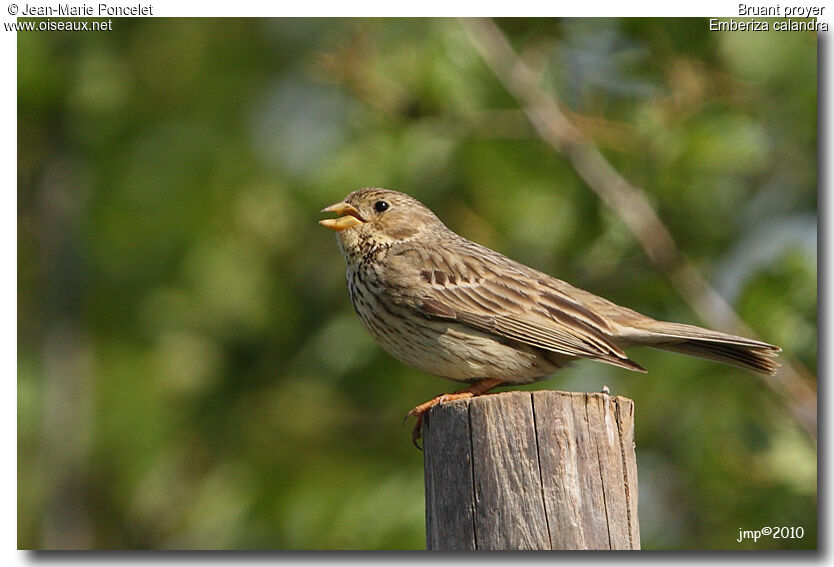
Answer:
407 378 505 417
406 378 504 449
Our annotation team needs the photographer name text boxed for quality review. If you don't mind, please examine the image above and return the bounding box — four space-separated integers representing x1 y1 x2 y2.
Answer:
19 3 152 16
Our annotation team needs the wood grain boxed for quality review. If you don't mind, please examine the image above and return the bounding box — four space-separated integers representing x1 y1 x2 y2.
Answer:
422 390 640 550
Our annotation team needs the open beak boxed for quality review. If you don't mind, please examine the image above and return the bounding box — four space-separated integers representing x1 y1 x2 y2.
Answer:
319 201 365 231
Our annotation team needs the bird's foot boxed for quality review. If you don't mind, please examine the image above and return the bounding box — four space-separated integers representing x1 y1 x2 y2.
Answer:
405 392 476 450
405 391 476 420
404 378 505 450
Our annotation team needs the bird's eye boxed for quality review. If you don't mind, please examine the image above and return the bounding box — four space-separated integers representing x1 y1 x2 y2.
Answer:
374 200 390 213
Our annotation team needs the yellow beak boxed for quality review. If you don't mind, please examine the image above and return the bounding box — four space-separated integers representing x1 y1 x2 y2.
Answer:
320 202 365 231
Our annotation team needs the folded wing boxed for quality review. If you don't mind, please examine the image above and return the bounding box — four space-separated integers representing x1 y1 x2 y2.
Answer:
387 243 646 372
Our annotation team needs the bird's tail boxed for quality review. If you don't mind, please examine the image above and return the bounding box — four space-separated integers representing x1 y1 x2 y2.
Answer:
629 321 781 375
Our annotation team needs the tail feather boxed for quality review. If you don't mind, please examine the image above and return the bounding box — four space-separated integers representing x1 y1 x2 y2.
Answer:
629 321 781 375
653 341 781 375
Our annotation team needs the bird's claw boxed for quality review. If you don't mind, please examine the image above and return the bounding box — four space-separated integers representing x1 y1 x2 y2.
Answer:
403 392 476 449
403 395 448 449
403 381 502 449
402 406 422 427
411 417 423 451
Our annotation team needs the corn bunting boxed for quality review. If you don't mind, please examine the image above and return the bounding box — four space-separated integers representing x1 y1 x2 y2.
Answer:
320 188 780 446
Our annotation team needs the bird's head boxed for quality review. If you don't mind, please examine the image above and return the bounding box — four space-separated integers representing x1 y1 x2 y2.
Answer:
320 188 444 258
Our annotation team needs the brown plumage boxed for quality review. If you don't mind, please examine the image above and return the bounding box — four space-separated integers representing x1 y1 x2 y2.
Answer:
320 188 781 444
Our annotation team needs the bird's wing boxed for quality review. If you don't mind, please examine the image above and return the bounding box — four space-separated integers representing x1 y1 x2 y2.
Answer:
386 243 645 372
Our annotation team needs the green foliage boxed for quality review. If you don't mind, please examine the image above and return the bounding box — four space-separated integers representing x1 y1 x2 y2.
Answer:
18 18 816 549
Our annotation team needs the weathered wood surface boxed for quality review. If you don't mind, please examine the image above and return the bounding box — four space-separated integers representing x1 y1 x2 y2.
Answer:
423 390 640 550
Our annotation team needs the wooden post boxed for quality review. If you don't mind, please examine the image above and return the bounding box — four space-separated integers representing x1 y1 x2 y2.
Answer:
422 390 640 550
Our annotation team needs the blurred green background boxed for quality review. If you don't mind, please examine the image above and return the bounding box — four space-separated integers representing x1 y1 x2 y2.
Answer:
18 18 816 550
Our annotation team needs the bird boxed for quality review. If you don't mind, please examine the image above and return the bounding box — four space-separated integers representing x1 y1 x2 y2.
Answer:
320 188 781 446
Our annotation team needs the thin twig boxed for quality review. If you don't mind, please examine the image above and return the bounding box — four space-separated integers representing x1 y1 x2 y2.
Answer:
461 17 816 439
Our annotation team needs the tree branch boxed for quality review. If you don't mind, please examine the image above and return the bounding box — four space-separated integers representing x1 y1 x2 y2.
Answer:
460 17 816 439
